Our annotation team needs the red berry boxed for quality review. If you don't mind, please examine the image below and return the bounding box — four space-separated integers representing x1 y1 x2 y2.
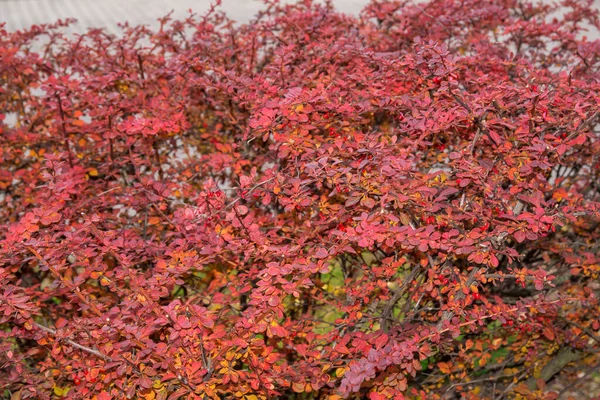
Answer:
89 377 96 383
481 223 490 232
426 216 435 225
433 77 442 85
441 278 449 285
472 292 481 301
73 377 81 385
456 179 462 185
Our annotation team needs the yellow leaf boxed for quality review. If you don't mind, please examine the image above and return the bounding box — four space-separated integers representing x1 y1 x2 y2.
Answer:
335 367 346 378
87 168 99 177
53 386 70 397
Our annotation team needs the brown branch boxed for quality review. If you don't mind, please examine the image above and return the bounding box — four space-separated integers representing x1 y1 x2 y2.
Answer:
557 362 600 398
381 264 420 332
525 347 583 390
426 298 567 343
436 267 485 331
33 322 113 361
565 110 599 142
54 94 74 168
26 246 103 317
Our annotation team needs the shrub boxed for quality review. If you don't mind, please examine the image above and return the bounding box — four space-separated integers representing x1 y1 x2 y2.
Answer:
1 0 600 398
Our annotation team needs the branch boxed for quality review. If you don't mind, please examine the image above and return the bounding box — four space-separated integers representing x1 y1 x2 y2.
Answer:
565 110 599 142
426 298 567 343
381 264 420 331
436 267 482 331
557 361 600 398
33 322 114 362
525 347 582 390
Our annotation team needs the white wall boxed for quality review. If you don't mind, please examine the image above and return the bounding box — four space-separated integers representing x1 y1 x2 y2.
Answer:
0 0 598 36
1 0 365 33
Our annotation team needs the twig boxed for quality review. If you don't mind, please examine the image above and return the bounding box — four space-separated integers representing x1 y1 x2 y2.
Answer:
557 362 600 398
54 93 74 168
565 110 599 142
207 177 276 218
525 347 582 390
26 246 103 317
560 317 600 344
427 298 567 343
33 322 113 361
436 267 483 331
381 265 420 331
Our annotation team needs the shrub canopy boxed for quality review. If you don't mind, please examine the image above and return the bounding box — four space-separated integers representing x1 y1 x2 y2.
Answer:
1 0 600 399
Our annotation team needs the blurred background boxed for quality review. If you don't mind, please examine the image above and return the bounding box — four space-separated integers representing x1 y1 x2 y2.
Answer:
2 0 600 36
1 0 367 33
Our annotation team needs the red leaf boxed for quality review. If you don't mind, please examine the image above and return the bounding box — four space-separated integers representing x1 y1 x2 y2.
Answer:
488 130 502 145
268 296 280 307
514 230 526 243
374 333 389 349
567 134 586 146
138 375 153 389
345 196 361 207
314 247 329 259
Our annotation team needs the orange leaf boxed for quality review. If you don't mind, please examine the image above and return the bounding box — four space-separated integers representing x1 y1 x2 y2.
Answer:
438 362 451 374
148 216 161 225
542 327 555 341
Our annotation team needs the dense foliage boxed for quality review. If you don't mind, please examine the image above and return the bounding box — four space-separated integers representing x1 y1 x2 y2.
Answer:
1 0 600 398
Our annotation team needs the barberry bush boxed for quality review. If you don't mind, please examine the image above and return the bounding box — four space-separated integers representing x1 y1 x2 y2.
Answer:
1 0 600 398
